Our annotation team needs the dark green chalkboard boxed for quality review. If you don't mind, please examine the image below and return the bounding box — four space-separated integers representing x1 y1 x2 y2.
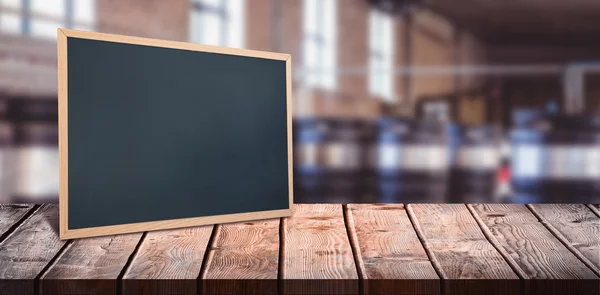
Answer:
58 29 292 239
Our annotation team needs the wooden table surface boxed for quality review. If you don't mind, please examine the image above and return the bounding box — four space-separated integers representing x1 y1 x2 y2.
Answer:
0 204 598 295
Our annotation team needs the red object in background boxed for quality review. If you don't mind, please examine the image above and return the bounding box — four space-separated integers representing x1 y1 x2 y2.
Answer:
496 165 512 199
498 166 510 183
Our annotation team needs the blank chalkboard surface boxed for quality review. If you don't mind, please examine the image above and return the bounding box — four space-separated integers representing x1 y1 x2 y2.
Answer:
57 29 293 239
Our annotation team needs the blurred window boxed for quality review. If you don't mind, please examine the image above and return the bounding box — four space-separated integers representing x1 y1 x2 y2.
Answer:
369 9 394 101
0 0 96 39
190 0 245 48
303 0 337 90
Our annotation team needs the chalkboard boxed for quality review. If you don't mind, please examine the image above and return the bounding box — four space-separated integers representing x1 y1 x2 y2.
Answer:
57 29 293 239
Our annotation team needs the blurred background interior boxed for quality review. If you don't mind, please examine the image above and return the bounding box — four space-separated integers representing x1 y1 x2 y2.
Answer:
0 0 598 204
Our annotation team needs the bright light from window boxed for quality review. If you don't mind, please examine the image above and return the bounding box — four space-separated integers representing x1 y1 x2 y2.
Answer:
0 0 21 35
0 0 96 39
303 0 337 90
74 0 96 25
190 0 245 48
32 0 65 18
1 0 20 9
369 9 394 101
32 19 61 39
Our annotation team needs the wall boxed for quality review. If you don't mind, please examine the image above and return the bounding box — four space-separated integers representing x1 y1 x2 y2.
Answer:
585 74 600 112
457 31 487 91
410 10 487 96
246 0 273 51
338 0 369 100
97 0 189 41
95 1 489 120
0 0 489 119
411 10 456 100
404 10 488 121
279 0 303 67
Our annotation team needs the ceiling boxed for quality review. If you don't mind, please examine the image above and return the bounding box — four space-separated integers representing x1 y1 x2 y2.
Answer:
423 0 600 46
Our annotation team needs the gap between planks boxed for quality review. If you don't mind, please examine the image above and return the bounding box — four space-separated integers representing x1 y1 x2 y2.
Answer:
0 204 40 244
404 204 447 295
116 231 148 295
277 217 285 294
4 204 596 295
281 204 360 294
346 204 442 295
342 204 365 294
34 239 74 294
526 204 600 277
197 223 221 293
0 204 73 295
586 204 600 218
0 204 71 295
465 204 530 280
405 205 447 280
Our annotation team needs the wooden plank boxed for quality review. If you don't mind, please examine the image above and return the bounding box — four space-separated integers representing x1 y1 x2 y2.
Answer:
0 204 67 295
587 204 600 218
528 204 600 275
0 204 35 240
406 204 520 295
201 220 279 295
281 204 359 295
470 204 600 295
39 232 143 295
122 226 213 295
346 204 440 295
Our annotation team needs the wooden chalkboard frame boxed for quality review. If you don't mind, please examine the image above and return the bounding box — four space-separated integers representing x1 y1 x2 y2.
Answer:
57 29 293 239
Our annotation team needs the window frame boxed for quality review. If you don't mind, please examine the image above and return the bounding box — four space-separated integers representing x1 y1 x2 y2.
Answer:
302 0 337 90
369 8 395 102
189 0 245 48
0 0 96 38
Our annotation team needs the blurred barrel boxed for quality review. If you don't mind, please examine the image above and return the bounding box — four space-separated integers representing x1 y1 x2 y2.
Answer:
11 98 59 203
448 124 501 203
0 98 14 202
368 118 448 203
293 118 368 203
512 108 545 127
511 112 600 203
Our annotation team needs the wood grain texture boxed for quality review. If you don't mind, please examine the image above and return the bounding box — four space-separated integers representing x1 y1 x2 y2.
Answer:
39 233 143 295
0 205 67 295
281 204 359 295
201 220 280 295
0 204 34 240
406 204 520 295
61 209 291 240
470 204 600 295
528 204 600 275
122 226 213 295
587 204 600 218
1 203 599 295
60 29 290 60
346 204 440 295
57 28 69 241
286 56 294 211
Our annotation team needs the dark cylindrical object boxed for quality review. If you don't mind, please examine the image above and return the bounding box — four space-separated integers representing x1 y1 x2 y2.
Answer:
512 108 546 127
448 124 501 203
368 118 448 203
0 98 14 202
510 112 600 203
11 98 59 203
293 118 368 203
